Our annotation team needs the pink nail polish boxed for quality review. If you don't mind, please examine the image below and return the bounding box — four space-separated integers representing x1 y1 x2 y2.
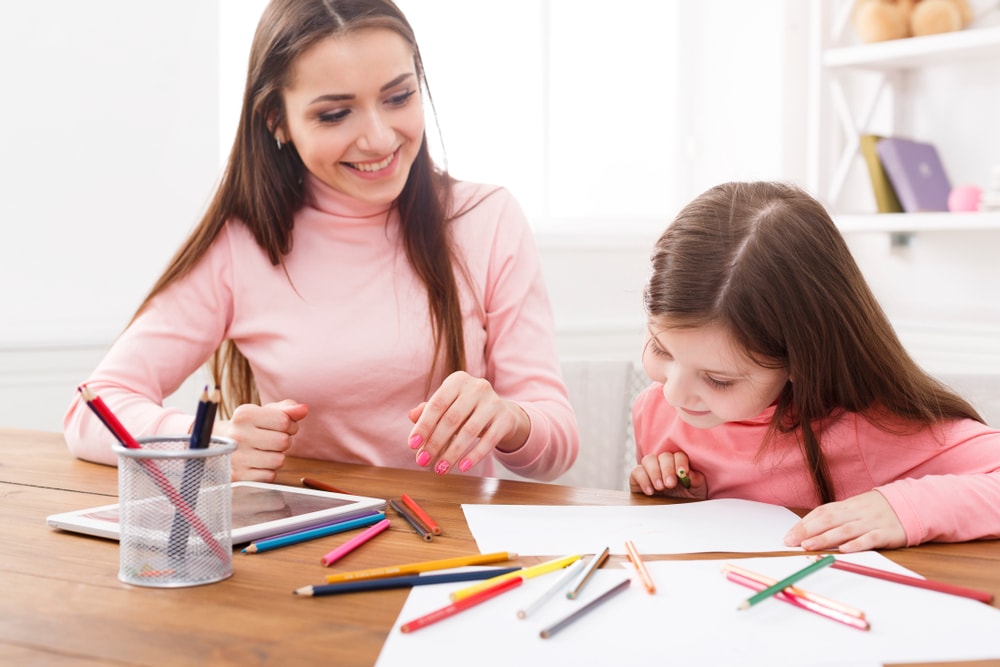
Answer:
416 451 431 466
434 460 451 475
408 434 423 450
458 458 473 472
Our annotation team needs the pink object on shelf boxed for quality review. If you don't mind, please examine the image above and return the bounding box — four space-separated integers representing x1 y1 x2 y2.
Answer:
948 184 983 212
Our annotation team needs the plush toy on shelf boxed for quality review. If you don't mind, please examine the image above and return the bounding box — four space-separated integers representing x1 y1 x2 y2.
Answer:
852 0 973 43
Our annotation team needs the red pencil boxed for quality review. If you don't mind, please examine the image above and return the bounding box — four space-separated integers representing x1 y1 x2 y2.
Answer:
401 493 442 535
827 557 994 604
78 386 229 564
399 576 523 633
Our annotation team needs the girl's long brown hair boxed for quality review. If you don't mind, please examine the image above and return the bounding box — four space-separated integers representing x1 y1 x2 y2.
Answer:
132 0 470 417
645 181 982 503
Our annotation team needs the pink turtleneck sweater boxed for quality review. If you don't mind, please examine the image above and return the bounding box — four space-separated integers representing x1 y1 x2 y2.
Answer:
632 382 1000 546
64 176 578 480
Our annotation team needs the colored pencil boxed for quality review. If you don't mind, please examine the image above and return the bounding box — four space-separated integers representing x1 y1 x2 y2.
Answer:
449 554 581 601
567 546 610 599
676 467 692 489
301 476 351 495
242 512 384 554
726 571 870 631
295 567 521 597
401 493 442 535
722 562 865 619
624 540 656 594
389 498 433 541
826 557 994 604
517 559 587 619
320 518 391 566
738 555 835 610
258 510 383 543
78 385 229 563
541 578 631 639
399 576 523 633
167 386 217 557
324 551 518 584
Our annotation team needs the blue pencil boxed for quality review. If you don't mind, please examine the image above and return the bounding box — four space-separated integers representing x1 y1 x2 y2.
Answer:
242 512 385 554
293 567 522 597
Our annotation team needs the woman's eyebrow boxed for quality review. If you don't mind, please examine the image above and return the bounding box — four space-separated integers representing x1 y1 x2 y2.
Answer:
308 73 415 106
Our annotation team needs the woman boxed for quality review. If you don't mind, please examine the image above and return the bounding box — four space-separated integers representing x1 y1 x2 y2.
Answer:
64 0 578 482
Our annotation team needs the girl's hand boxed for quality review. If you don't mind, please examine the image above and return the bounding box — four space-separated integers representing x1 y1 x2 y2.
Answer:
407 371 530 476
784 490 906 552
629 451 706 499
219 399 309 482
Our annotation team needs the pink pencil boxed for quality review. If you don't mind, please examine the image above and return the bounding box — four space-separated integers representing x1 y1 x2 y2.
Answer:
320 518 391 566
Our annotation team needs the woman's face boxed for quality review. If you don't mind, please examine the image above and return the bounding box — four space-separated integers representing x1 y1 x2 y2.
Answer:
641 321 789 428
280 28 425 205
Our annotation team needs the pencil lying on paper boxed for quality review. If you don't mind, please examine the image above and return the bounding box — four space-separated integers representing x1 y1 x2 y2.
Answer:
449 554 581 601
389 498 432 541
320 518 391 566
625 540 655 594
401 493 442 535
242 513 385 554
738 555 835 610
400 576 523 633
726 570 870 631
325 551 518 584
541 578 631 639
567 547 610 599
78 385 229 563
294 567 522 597
826 556 995 604
722 562 864 619
518 559 587 619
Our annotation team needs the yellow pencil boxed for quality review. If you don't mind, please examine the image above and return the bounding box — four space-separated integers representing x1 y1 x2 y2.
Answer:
323 551 517 584
625 540 656 594
448 554 582 601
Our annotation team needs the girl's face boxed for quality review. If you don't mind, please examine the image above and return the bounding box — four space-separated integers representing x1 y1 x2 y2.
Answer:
641 321 789 428
280 28 424 205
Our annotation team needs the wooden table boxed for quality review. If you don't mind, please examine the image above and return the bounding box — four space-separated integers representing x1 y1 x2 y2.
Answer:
2 428 998 667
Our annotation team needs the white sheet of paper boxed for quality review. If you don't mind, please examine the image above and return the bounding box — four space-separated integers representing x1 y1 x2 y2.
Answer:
462 498 804 555
375 552 1000 667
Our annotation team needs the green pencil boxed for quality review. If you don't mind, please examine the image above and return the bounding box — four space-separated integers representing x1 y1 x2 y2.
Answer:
737 555 835 610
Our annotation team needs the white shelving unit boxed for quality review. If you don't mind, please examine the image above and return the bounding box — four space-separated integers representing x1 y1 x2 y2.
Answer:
810 2 1000 235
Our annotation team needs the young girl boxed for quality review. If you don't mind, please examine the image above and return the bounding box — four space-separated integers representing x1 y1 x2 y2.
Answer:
63 0 578 482
630 181 1000 552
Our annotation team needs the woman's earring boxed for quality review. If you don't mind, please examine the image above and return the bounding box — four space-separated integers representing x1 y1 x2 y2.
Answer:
276 136 283 150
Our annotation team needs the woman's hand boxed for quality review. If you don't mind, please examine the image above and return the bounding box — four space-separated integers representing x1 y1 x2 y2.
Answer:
784 490 906 552
629 451 706 499
407 371 530 475
219 399 309 482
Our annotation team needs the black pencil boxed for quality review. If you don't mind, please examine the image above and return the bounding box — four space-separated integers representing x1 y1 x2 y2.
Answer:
541 578 631 638
389 498 433 541
293 567 521 597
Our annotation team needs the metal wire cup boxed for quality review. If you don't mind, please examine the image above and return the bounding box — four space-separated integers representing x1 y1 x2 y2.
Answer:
114 436 236 587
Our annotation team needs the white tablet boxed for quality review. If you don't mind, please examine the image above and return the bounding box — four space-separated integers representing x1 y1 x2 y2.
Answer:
46 481 387 545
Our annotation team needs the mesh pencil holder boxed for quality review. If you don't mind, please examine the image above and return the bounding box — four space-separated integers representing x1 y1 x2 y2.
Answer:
114 435 236 588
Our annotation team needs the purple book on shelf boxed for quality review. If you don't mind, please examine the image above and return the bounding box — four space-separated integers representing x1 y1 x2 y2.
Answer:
875 137 952 213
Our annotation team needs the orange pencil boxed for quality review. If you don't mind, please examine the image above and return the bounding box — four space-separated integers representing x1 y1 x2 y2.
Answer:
401 493 442 535
400 576 523 633
301 476 351 495
624 540 656 594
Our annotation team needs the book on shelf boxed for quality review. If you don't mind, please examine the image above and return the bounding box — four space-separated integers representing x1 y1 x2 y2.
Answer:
858 134 903 214
875 136 952 213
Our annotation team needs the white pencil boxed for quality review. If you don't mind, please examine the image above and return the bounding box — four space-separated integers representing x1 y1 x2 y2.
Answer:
516 559 587 619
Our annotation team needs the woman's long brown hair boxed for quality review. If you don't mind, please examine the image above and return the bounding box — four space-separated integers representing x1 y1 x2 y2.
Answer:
131 0 470 417
644 181 982 503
